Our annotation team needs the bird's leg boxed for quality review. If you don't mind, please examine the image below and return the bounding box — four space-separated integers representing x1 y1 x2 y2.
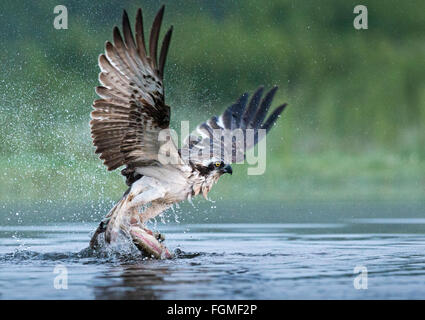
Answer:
125 187 172 258
128 207 164 241
101 179 154 243
129 206 141 225
126 187 166 210
90 177 172 258
125 187 167 235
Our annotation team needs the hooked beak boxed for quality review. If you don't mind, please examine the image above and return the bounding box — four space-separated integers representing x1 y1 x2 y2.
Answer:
222 164 233 175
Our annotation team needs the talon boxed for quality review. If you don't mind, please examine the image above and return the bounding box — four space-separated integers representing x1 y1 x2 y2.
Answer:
100 217 111 231
154 232 165 242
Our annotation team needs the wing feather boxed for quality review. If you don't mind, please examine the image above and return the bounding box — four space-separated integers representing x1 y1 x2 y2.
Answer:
261 104 288 133
241 86 264 129
135 8 148 63
159 27 173 77
183 86 287 164
149 6 165 71
250 86 278 128
90 6 177 172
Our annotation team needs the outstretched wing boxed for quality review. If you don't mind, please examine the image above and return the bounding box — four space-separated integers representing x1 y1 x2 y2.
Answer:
90 6 176 171
182 86 287 164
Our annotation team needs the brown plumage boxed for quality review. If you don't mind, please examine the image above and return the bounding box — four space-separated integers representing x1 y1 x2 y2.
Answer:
90 6 172 171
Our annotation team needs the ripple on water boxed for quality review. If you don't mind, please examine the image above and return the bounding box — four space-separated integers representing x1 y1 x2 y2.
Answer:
1 222 425 299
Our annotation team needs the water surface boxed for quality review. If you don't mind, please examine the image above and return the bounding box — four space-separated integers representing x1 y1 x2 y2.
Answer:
1 220 424 299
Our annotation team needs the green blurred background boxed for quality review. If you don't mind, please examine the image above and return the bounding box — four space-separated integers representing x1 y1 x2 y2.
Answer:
0 0 424 221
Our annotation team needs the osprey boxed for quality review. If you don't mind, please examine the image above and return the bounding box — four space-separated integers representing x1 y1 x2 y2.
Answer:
89 6 287 258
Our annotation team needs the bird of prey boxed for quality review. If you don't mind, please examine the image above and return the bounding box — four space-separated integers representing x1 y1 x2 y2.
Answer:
89 6 287 258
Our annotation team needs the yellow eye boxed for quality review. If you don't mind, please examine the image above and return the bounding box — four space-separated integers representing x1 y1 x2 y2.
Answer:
215 162 221 167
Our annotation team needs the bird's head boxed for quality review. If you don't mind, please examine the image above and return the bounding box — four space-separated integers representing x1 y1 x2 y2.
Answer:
189 159 232 200
192 159 233 179
208 160 233 176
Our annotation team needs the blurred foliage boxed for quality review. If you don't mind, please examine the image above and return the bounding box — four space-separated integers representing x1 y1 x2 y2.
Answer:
0 0 424 204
